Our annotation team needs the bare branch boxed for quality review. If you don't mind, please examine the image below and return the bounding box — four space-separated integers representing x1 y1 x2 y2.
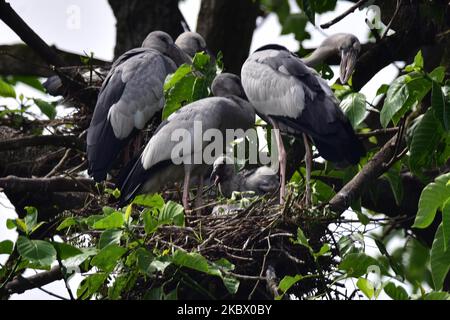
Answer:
320 0 369 29
0 135 85 152
4 266 63 295
0 176 97 193
329 135 405 214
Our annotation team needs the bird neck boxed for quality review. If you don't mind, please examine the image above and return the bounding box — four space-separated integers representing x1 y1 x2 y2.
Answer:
302 45 337 68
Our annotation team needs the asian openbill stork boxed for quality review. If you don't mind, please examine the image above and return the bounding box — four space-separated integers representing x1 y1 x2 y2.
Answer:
87 31 208 182
119 73 255 209
241 33 364 205
210 155 279 198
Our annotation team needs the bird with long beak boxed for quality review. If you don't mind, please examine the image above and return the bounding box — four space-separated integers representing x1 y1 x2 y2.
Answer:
86 31 207 182
241 33 364 205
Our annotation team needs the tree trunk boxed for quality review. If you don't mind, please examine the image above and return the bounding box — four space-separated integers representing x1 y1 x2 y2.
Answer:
196 0 260 75
108 0 185 58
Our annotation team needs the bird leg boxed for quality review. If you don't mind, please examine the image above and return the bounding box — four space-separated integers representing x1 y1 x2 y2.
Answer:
182 170 191 210
302 133 312 207
195 174 204 213
269 118 286 205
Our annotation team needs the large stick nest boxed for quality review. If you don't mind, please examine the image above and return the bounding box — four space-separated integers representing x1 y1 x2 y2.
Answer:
131 193 340 299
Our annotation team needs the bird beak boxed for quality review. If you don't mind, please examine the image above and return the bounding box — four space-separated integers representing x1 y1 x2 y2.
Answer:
210 170 220 186
340 49 358 84
169 44 192 66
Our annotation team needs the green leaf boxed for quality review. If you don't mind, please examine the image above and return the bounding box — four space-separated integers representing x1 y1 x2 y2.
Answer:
294 227 311 251
314 243 331 258
63 248 97 269
339 253 383 278
132 193 164 210
380 74 431 128
136 248 156 275
192 52 210 71
77 273 108 300
376 84 390 96
9 75 45 92
356 277 374 299
277 274 304 299
384 282 409 300
16 236 56 267
56 217 78 231
160 200 185 226
33 98 57 119
443 199 450 251
413 51 424 69
297 0 315 25
413 173 450 229
431 81 449 130
0 240 14 255
430 223 450 290
409 109 444 174
24 206 38 232
341 92 368 128
164 64 191 91
142 209 159 234
91 244 127 272
312 180 336 204
0 79 16 98
281 13 310 41
421 291 450 300
52 242 83 260
92 211 124 230
172 250 211 274
429 66 446 84
98 229 123 249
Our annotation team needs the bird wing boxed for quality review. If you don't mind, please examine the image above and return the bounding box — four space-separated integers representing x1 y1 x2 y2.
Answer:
119 97 240 203
243 49 364 165
241 166 279 194
86 48 177 181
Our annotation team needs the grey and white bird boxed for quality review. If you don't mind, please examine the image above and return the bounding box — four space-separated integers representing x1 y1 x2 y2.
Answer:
210 155 279 198
86 31 207 182
119 73 255 209
241 33 364 205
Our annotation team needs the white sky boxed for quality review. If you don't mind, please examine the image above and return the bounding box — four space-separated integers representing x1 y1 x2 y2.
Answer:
0 0 402 299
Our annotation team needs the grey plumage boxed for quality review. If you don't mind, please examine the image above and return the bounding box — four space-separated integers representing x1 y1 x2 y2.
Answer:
241 34 364 204
211 155 279 198
119 73 255 207
87 31 207 182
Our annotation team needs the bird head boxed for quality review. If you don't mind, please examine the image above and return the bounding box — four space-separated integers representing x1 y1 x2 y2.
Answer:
210 155 236 186
336 34 360 84
142 31 191 66
211 73 247 99
175 32 210 58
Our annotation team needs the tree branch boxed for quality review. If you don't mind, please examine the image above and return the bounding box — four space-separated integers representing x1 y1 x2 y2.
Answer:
320 0 369 29
0 176 97 193
0 44 109 77
3 266 63 295
329 134 405 214
0 135 85 152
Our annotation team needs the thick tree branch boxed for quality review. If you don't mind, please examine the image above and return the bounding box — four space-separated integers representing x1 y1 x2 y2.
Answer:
329 135 405 214
0 176 96 193
0 135 85 152
0 44 108 77
3 266 63 295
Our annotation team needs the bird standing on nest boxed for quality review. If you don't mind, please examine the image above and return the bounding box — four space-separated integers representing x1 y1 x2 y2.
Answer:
241 33 365 205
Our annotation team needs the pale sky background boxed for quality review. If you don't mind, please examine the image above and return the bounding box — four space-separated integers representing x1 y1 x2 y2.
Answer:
0 0 402 299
